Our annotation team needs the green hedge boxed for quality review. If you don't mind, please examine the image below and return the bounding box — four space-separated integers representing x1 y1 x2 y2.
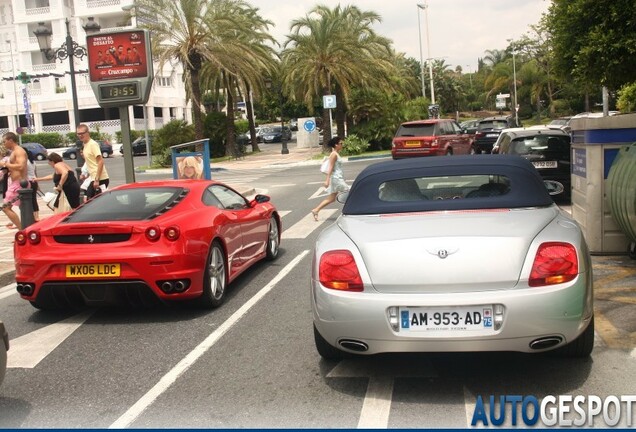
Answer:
19 133 66 148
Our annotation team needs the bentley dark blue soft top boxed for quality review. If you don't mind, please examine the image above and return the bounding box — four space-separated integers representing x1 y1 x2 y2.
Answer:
342 155 554 215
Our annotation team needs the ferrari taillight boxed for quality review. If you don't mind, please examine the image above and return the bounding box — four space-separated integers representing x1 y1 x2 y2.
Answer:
529 242 578 287
28 231 41 245
15 231 27 246
164 226 180 241
319 250 363 292
15 230 40 245
145 226 161 242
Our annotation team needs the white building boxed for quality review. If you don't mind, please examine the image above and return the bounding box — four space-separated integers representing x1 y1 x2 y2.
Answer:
0 0 190 141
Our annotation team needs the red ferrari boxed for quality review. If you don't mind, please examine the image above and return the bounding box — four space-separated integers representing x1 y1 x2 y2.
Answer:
14 180 281 309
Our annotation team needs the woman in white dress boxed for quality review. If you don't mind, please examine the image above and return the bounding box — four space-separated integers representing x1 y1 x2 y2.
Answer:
311 137 348 221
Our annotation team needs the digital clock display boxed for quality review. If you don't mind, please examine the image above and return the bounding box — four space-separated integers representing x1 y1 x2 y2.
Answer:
99 83 139 100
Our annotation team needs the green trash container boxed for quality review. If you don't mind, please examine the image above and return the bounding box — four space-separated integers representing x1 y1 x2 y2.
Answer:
607 142 636 258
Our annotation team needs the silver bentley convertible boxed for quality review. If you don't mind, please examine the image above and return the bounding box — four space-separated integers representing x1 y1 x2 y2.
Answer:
311 155 593 359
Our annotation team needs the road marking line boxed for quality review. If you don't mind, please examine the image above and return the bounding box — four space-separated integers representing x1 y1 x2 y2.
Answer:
278 210 291 218
357 376 393 428
0 283 16 300
110 250 310 429
594 310 626 349
8 310 94 368
282 209 337 239
464 387 480 428
309 186 328 200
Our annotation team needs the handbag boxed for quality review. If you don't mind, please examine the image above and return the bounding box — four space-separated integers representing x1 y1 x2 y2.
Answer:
320 157 331 174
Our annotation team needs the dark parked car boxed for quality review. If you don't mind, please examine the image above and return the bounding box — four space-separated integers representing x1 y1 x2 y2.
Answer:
21 142 48 161
391 118 473 159
473 116 519 154
63 140 113 159
119 137 151 156
237 127 264 146
493 127 571 202
459 119 480 134
262 126 292 143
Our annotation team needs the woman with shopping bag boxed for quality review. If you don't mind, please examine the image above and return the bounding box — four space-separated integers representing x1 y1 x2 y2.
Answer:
34 153 81 213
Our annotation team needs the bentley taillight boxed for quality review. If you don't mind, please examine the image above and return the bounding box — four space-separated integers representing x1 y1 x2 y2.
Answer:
319 250 363 292
529 242 578 287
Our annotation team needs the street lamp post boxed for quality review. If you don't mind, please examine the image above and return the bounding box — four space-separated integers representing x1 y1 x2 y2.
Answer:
512 49 518 126
418 1 435 105
33 17 101 167
6 39 21 144
279 93 289 155
416 4 426 99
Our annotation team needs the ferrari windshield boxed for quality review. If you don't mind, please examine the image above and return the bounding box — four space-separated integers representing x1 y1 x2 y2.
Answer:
65 187 186 222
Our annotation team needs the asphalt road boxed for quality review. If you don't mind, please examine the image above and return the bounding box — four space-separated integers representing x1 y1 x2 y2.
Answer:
1 159 635 428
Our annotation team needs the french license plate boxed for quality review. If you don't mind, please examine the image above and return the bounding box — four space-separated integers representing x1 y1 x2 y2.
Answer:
399 306 493 332
532 160 558 169
65 264 121 278
404 140 421 147
486 133 498 138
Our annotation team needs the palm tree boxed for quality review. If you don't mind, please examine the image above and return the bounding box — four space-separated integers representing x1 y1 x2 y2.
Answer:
196 6 278 155
281 5 395 143
483 49 507 69
483 62 515 110
134 0 275 148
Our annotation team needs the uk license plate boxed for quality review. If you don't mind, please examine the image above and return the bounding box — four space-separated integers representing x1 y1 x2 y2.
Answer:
404 140 421 147
65 264 121 278
532 161 558 169
399 306 493 332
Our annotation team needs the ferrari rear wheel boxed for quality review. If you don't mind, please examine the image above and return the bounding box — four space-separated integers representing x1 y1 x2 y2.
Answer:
265 216 279 261
313 324 350 360
200 241 227 308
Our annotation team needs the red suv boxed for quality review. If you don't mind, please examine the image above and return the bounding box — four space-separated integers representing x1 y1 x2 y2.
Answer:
392 119 473 159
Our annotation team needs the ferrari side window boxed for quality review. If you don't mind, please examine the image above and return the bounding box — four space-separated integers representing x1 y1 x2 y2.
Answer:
210 185 248 210
203 188 223 208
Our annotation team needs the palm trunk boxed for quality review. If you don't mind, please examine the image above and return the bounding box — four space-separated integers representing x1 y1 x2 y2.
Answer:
225 73 237 157
245 82 260 152
190 64 204 142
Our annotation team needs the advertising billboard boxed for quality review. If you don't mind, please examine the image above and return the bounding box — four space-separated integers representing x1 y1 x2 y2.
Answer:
87 29 153 107
87 31 148 81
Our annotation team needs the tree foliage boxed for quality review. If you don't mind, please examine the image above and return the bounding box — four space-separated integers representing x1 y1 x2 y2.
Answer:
546 0 636 90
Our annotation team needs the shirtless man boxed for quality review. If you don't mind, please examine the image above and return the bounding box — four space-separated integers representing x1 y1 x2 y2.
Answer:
0 132 28 229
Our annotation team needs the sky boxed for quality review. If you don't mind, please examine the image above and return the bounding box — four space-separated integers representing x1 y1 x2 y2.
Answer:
249 0 551 72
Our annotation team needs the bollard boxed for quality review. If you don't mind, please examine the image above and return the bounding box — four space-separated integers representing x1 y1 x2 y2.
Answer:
18 179 35 229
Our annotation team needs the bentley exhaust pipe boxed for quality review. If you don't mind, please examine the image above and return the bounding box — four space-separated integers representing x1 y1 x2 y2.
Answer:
339 339 369 352
529 336 563 350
